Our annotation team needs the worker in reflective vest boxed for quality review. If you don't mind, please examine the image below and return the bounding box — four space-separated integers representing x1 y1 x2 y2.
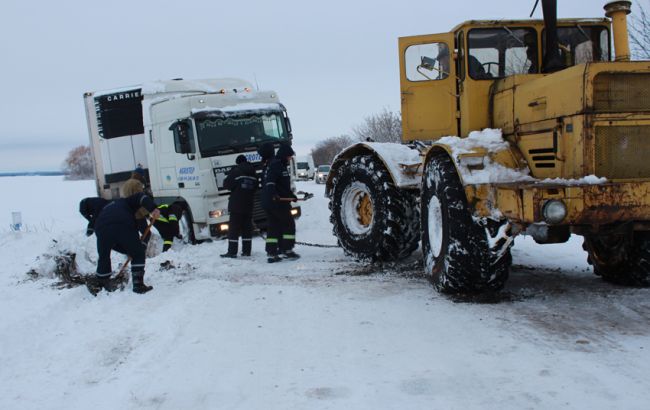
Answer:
153 203 183 252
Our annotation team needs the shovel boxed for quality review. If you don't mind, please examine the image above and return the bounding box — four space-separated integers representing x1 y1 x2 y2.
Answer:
114 219 155 285
276 192 314 202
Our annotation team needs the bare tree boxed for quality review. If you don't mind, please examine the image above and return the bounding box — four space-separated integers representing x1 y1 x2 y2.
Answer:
310 135 355 166
630 1 650 60
351 108 402 143
62 145 94 180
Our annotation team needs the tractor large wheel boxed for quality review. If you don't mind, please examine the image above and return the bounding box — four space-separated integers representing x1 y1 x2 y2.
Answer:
583 233 650 286
329 155 420 261
421 152 512 293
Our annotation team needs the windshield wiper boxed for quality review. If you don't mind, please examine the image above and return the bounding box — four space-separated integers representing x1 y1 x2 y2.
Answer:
503 26 525 46
576 25 591 42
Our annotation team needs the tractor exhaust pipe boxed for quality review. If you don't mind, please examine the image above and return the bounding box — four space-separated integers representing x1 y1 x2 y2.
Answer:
541 0 563 73
605 1 633 61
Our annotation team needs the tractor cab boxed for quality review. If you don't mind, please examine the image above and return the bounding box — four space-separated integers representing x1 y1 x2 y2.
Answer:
399 19 612 141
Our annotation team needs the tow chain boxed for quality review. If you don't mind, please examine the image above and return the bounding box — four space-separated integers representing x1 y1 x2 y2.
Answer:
256 230 339 248
251 191 339 248
295 241 339 248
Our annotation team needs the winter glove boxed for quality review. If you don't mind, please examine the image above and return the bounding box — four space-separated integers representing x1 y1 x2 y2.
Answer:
85 227 94 237
273 195 280 202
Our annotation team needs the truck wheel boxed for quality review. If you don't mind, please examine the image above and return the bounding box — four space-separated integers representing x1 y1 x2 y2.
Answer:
178 206 198 245
421 152 511 293
329 155 420 261
583 233 650 286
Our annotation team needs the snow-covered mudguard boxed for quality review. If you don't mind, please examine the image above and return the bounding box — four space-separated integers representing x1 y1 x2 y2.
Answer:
423 132 532 217
423 143 526 188
325 142 422 198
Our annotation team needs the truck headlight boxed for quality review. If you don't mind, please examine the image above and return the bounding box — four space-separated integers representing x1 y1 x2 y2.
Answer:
209 209 227 219
542 200 567 224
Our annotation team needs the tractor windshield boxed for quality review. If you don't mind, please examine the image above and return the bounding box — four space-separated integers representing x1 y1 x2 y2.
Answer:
467 27 538 80
548 25 610 66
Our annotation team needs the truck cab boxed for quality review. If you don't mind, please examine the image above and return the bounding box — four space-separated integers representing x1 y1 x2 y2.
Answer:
84 78 301 241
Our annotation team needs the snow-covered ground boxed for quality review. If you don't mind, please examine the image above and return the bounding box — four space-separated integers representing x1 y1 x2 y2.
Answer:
1 176 649 410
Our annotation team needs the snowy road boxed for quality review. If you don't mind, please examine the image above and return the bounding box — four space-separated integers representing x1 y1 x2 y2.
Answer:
1 177 649 409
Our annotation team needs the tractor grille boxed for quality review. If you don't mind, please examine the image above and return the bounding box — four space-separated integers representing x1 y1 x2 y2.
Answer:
595 126 650 179
593 73 650 112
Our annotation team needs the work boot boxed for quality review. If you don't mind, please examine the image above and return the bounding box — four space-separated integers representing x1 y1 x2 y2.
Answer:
222 240 238 258
98 275 118 292
86 274 117 295
85 275 102 296
267 254 282 263
220 253 237 258
282 250 301 260
132 272 153 294
242 238 252 257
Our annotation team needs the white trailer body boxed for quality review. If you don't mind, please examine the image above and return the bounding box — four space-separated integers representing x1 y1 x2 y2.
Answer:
84 78 300 240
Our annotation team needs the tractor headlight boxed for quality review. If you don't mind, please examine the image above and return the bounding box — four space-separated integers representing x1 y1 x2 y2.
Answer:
542 200 567 224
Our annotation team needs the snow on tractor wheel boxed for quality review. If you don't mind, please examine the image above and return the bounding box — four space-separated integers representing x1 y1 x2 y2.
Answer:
421 152 512 293
583 233 650 286
329 155 420 261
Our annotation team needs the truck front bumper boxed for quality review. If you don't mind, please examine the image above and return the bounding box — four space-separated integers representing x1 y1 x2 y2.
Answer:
208 205 302 236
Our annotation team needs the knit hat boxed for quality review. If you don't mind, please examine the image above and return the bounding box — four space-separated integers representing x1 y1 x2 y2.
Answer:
276 143 295 159
236 154 247 164
131 166 145 182
257 142 275 161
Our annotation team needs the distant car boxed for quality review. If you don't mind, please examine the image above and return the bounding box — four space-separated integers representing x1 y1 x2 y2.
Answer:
314 165 330 184
296 159 314 180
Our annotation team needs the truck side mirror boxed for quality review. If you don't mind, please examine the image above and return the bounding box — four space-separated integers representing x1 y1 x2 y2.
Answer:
170 120 195 155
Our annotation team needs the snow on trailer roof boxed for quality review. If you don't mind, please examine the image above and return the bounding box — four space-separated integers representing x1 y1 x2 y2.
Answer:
86 85 142 98
141 78 254 95
87 78 256 98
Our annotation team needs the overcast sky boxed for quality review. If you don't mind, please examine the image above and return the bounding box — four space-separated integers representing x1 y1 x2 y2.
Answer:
0 0 614 171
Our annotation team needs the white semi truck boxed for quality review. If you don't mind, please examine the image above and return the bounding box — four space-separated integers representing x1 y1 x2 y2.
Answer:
83 78 301 242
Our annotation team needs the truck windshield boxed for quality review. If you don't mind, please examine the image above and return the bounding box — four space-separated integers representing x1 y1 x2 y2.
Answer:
194 112 289 156
297 162 309 169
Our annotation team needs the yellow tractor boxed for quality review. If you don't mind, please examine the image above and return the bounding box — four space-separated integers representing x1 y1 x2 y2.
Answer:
326 0 650 293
